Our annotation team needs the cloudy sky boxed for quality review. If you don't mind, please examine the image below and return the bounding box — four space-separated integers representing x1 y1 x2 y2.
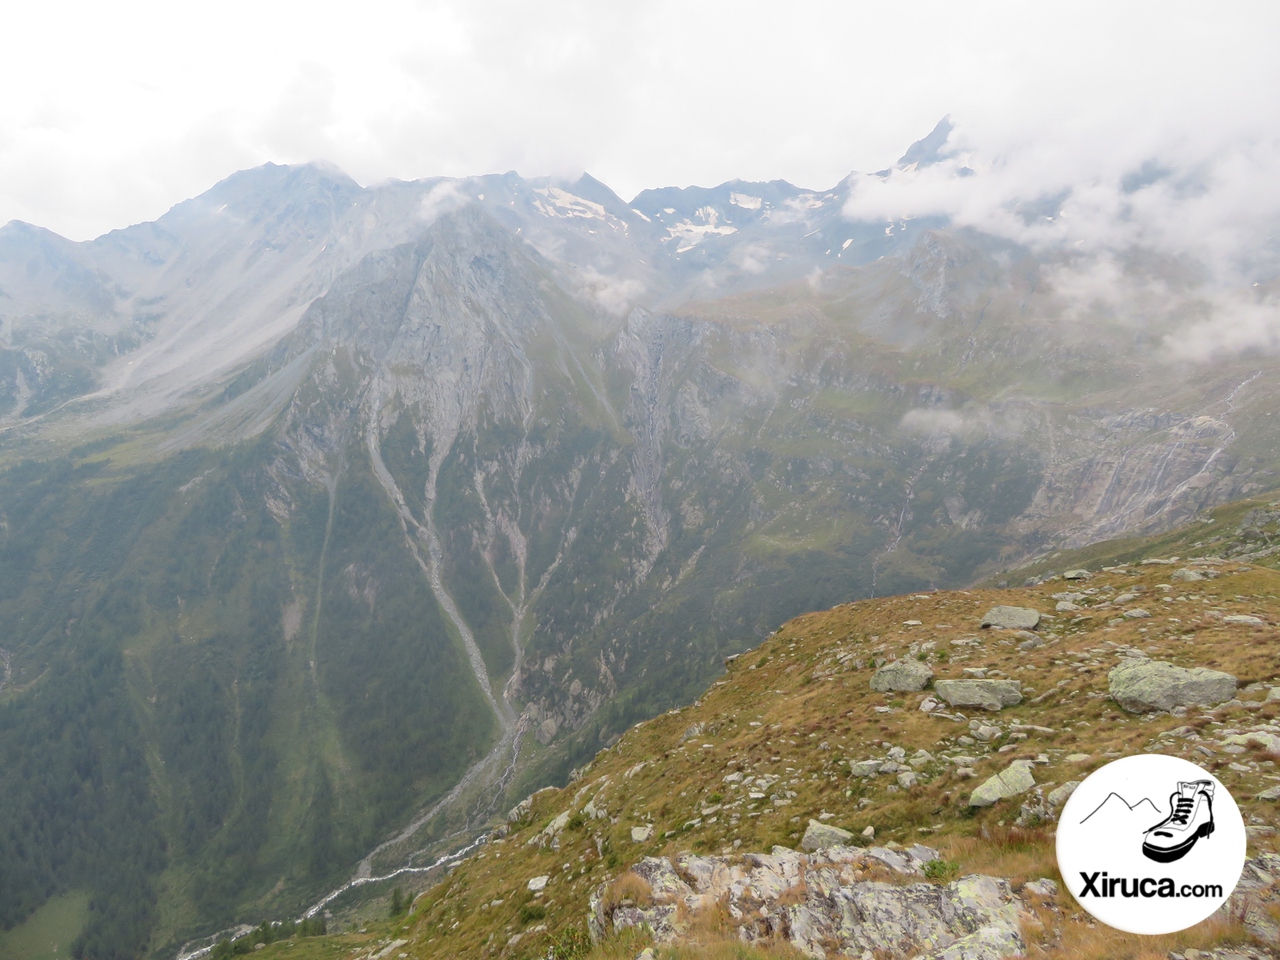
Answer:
2 0 1277 252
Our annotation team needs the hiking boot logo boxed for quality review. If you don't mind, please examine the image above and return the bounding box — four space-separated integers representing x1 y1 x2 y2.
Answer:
1142 780 1215 863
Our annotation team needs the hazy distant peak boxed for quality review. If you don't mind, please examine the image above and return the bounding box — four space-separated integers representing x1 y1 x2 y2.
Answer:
897 116 955 169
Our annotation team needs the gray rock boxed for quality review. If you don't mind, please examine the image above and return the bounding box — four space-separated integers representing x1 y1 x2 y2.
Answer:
1023 878 1058 898
970 722 1003 742
1108 660 1237 713
801 819 855 851
1055 601 1081 612
1047 781 1080 807
897 770 919 789
630 824 654 842
980 606 1041 630
870 659 934 692
849 760 882 777
935 679 1023 712
1123 608 1151 619
969 761 1035 806
1171 567 1206 582
1063 569 1091 580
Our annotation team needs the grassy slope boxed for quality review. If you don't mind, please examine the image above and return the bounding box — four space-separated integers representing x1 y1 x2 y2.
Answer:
248 497 1280 960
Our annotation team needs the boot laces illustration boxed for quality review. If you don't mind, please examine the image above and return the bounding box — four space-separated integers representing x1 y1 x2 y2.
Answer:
1142 780 1215 863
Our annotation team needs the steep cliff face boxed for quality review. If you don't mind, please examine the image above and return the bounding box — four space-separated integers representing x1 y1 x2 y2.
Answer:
0 164 1277 957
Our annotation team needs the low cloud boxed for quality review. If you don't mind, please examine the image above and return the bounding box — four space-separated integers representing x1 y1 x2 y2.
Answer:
900 408 968 437
577 266 645 316
845 119 1280 361
418 181 469 224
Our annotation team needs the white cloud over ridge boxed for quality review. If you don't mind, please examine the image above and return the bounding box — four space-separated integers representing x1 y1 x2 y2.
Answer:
2 0 1278 249
844 115 1280 360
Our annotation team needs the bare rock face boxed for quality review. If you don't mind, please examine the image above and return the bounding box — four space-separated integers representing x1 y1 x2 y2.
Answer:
969 761 1036 807
870 659 934 692
935 679 1023 711
589 846 1026 959
801 819 855 851
980 606 1041 630
1108 660 1237 713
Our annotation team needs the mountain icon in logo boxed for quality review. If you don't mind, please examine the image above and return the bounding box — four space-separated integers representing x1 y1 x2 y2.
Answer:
1077 781 1217 864
1079 792 1161 826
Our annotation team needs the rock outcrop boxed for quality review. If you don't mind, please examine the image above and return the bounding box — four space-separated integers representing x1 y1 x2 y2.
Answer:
968 761 1036 807
1108 660 1237 713
934 679 1023 711
801 819 855 851
980 606 1041 630
589 845 1027 960
871 659 934 692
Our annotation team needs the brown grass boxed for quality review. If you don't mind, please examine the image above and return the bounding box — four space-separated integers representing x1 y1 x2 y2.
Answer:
602 872 654 913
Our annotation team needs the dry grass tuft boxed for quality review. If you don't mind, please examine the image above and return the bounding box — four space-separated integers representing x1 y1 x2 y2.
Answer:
602 871 654 913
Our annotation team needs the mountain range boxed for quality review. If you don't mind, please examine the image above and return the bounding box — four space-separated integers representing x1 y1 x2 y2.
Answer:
0 121 1277 958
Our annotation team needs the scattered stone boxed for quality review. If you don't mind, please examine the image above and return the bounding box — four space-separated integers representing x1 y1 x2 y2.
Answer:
849 760 882 777
981 605 1041 630
1123 608 1151 619
801 819 855 851
1172 567 1206 582
935 679 1023 712
1065 753 1091 762
1023 878 1059 897
970 722 1003 742
1055 601 1082 612
527 875 549 892
920 696 942 713
1223 732 1280 754
1063 569 1091 580
1256 785 1280 801
897 771 919 789
862 825 875 840
1109 660 1238 713
1224 614 1266 626
631 824 654 843
1047 781 1080 807
969 761 1036 807
1113 592 1139 604
1246 826 1277 840
870 659 934 692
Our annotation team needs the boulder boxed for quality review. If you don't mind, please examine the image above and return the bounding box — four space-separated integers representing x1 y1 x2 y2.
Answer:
935 679 1023 711
631 824 654 842
1063 569 1091 580
801 819 854 851
1171 567 1206 582
969 761 1036 807
1108 660 1237 713
849 760 881 777
870 659 934 692
980 606 1041 630
1047 781 1080 807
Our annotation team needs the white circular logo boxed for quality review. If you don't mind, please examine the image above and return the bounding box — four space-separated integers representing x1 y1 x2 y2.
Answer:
1056 754 1246 934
